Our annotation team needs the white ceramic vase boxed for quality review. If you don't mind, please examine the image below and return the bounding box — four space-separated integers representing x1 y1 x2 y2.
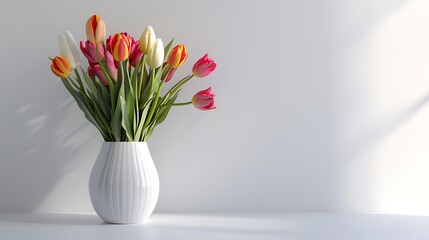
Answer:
89 142 159 224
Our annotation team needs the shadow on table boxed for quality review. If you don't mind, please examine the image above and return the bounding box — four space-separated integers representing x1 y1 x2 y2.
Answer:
0 213 104 226
0 213 290 237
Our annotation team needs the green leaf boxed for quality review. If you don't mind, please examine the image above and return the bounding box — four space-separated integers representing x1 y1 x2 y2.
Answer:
62 79 110 140
151 70 161 95
144 121 157 141
110 101 122 141
140 74 153 107
134 98 153 141
94 77 111 105
138 64 149 98
123 61 133 97
92 98 111 132
126 87 135 131
120 96 133 140
155 91 179 126
164 38 175 60
97 90 111 118
80 67 98 96
113 62 125 109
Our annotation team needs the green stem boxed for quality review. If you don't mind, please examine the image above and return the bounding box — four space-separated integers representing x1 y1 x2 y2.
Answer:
66 76 80 89
73 70 91 107
138 55 146 98
161 101 192 107
143 70 159 128
74 69 87 96
67 75 93 113
131 54 144 90
160 74 194 106
96 43 115 109
167 74 194 96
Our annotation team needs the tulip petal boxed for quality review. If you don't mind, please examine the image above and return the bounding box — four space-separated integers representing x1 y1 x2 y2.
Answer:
66 31 81 67
59 33 74 67
51 64 65 78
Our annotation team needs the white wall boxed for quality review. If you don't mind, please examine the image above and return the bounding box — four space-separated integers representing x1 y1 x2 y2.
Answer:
0 0 428 214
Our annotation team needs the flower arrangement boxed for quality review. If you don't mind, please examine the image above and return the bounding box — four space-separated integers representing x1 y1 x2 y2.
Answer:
50 15 217 142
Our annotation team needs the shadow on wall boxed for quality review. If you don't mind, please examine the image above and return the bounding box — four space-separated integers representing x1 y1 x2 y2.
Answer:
0 74 100 212
332 0 429 213
154 0 412 213
342 93 429 159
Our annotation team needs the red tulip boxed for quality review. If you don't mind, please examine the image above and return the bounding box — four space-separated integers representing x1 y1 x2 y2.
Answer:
50 56 71 78
192 87 216 110
192 54 216 78
80 40 104 66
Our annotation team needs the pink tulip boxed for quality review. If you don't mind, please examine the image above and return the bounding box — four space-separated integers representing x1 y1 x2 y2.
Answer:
87 51 118 85
192 87 216 110
88 64 108 85
128 36 143 67
192 54 217 78
164 67 176 82
80 40 104 66
106 34 113 52
105 51 118 80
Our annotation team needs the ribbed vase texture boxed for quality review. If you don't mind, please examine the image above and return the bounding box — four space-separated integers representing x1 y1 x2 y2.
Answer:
89 142 159 224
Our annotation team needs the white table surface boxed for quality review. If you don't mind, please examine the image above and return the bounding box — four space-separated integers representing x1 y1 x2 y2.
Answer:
0 212 428 240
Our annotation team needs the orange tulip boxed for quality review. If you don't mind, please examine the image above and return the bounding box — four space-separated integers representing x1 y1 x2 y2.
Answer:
50 56 71 78
86 15 106 44
167 45 188 68
109 33 131 62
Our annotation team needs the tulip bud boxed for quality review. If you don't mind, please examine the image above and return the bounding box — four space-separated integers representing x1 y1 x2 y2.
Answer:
80 40 104 66
105 51 118 80
86 15 106 44
146 38 164 69
59 31 81 69
192 54 217 78
109 33 131 62
139 26 156 54
50 56 71 79
167 44 187 68
192 87 216 110
161 63 177 82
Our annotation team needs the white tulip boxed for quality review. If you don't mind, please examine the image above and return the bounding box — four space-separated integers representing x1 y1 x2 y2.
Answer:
139 26 156 54
146 38 164 69
59 31 81 69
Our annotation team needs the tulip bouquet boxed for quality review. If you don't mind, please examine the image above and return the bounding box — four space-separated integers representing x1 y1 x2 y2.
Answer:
50 15 217 142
